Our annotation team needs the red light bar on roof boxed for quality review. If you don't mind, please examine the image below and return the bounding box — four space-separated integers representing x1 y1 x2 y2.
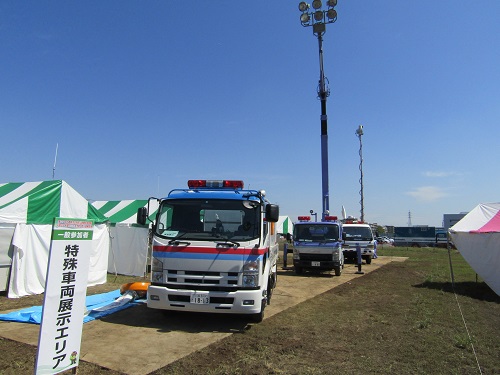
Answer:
187 180 244 189
344 218 362 224
222 180 244 189
324 216 338 221
187 180 206 188
298 216 311 221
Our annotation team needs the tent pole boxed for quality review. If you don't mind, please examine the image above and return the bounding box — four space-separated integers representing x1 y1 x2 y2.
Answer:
447 235 455 288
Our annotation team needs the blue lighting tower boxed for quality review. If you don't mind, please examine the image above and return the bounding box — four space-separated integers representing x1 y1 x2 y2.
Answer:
298 0 338 221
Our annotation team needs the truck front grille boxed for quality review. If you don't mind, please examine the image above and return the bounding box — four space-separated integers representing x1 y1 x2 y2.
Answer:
300 253 332 261
165 269 240 286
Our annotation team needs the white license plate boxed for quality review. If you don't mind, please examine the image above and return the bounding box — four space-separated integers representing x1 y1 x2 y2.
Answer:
311 261 320 267
190 292 210 304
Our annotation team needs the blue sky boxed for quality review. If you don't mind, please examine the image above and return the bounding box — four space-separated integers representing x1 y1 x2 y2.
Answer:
1 1 499 227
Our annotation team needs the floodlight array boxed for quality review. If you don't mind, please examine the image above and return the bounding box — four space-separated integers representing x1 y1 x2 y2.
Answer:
298 0 337 29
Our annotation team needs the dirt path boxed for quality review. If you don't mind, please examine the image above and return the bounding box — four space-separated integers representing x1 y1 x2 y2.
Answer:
0 256 406 375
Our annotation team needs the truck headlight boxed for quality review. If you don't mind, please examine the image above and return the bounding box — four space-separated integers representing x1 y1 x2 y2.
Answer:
293 248 300 260
243 261 259 287
152 257 163 272
243 274 258 287
152 271 163 283
332 245 341 261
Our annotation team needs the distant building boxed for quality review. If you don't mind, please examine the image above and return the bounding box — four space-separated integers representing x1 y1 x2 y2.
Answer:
443 213 467 230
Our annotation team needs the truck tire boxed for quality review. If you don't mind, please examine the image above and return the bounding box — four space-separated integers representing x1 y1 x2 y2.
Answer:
365 257 372 265
250 299 266 323
267 274 276 305
334 266 342 276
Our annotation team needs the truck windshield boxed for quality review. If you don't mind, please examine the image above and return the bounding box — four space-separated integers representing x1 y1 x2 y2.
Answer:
294 224 339 242
155 199 260 241
343 226 373 241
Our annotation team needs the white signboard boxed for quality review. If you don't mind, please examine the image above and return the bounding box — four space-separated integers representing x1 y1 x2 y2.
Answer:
35 218 94 375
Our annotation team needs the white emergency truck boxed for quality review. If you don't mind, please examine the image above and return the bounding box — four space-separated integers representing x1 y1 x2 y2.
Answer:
137 179 280 322
341 218 376 264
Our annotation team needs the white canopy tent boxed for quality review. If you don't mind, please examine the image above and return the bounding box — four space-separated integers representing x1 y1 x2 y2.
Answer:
0 180 110 297
449 202 500 296
92 200 158 277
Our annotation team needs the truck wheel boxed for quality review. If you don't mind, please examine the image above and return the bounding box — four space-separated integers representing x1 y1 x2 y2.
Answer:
267 274 275 305
334 266 342 276
250 299 266 323
365 257 372 265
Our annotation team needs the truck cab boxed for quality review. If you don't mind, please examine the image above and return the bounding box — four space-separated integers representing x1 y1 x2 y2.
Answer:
292 215 344 276
342 219 376 264
137 179 279 322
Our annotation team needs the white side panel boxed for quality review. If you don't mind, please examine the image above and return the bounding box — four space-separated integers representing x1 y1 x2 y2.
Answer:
107 225 148 276
0 224 16 291
0 197 29 223
450 231 500 296
87 223 110 287
9 223 52 298
8 223 110 298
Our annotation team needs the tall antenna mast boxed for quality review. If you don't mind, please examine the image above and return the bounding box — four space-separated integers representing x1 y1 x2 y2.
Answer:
52 143 59 180
408 210 412 226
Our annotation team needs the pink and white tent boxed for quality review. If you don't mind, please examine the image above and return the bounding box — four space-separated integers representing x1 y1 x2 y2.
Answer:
449 202 500 296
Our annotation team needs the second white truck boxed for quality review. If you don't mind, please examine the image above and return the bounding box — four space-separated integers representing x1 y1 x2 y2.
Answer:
342 219 376 264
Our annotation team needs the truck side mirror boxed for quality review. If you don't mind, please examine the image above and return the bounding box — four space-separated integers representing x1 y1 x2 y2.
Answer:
265 204 280 223
137 207 148 226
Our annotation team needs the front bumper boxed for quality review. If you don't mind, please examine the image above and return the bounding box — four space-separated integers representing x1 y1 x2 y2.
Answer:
293 260 341 270
343 248 374 258
147 285 264 314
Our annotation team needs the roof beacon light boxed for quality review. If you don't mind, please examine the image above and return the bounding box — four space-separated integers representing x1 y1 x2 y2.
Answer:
222 180 244 189
324 216 338 221
298 216 311 221
344 218 363 224
187 180 244 189
187 180 206 188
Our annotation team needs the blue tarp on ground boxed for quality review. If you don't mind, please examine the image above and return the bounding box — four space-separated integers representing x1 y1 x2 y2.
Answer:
0 289 141 324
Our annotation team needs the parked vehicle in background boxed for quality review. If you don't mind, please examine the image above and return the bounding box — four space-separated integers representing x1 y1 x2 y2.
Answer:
292 215 344 276
394 226 440 247
342 219 376 264
376 236 393 245
435 231 451 248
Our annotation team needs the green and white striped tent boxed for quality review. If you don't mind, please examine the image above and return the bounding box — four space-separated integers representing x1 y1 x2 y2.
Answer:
277 216 293 235
0 180 110 297
92 200 156 225
92 200 158 277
